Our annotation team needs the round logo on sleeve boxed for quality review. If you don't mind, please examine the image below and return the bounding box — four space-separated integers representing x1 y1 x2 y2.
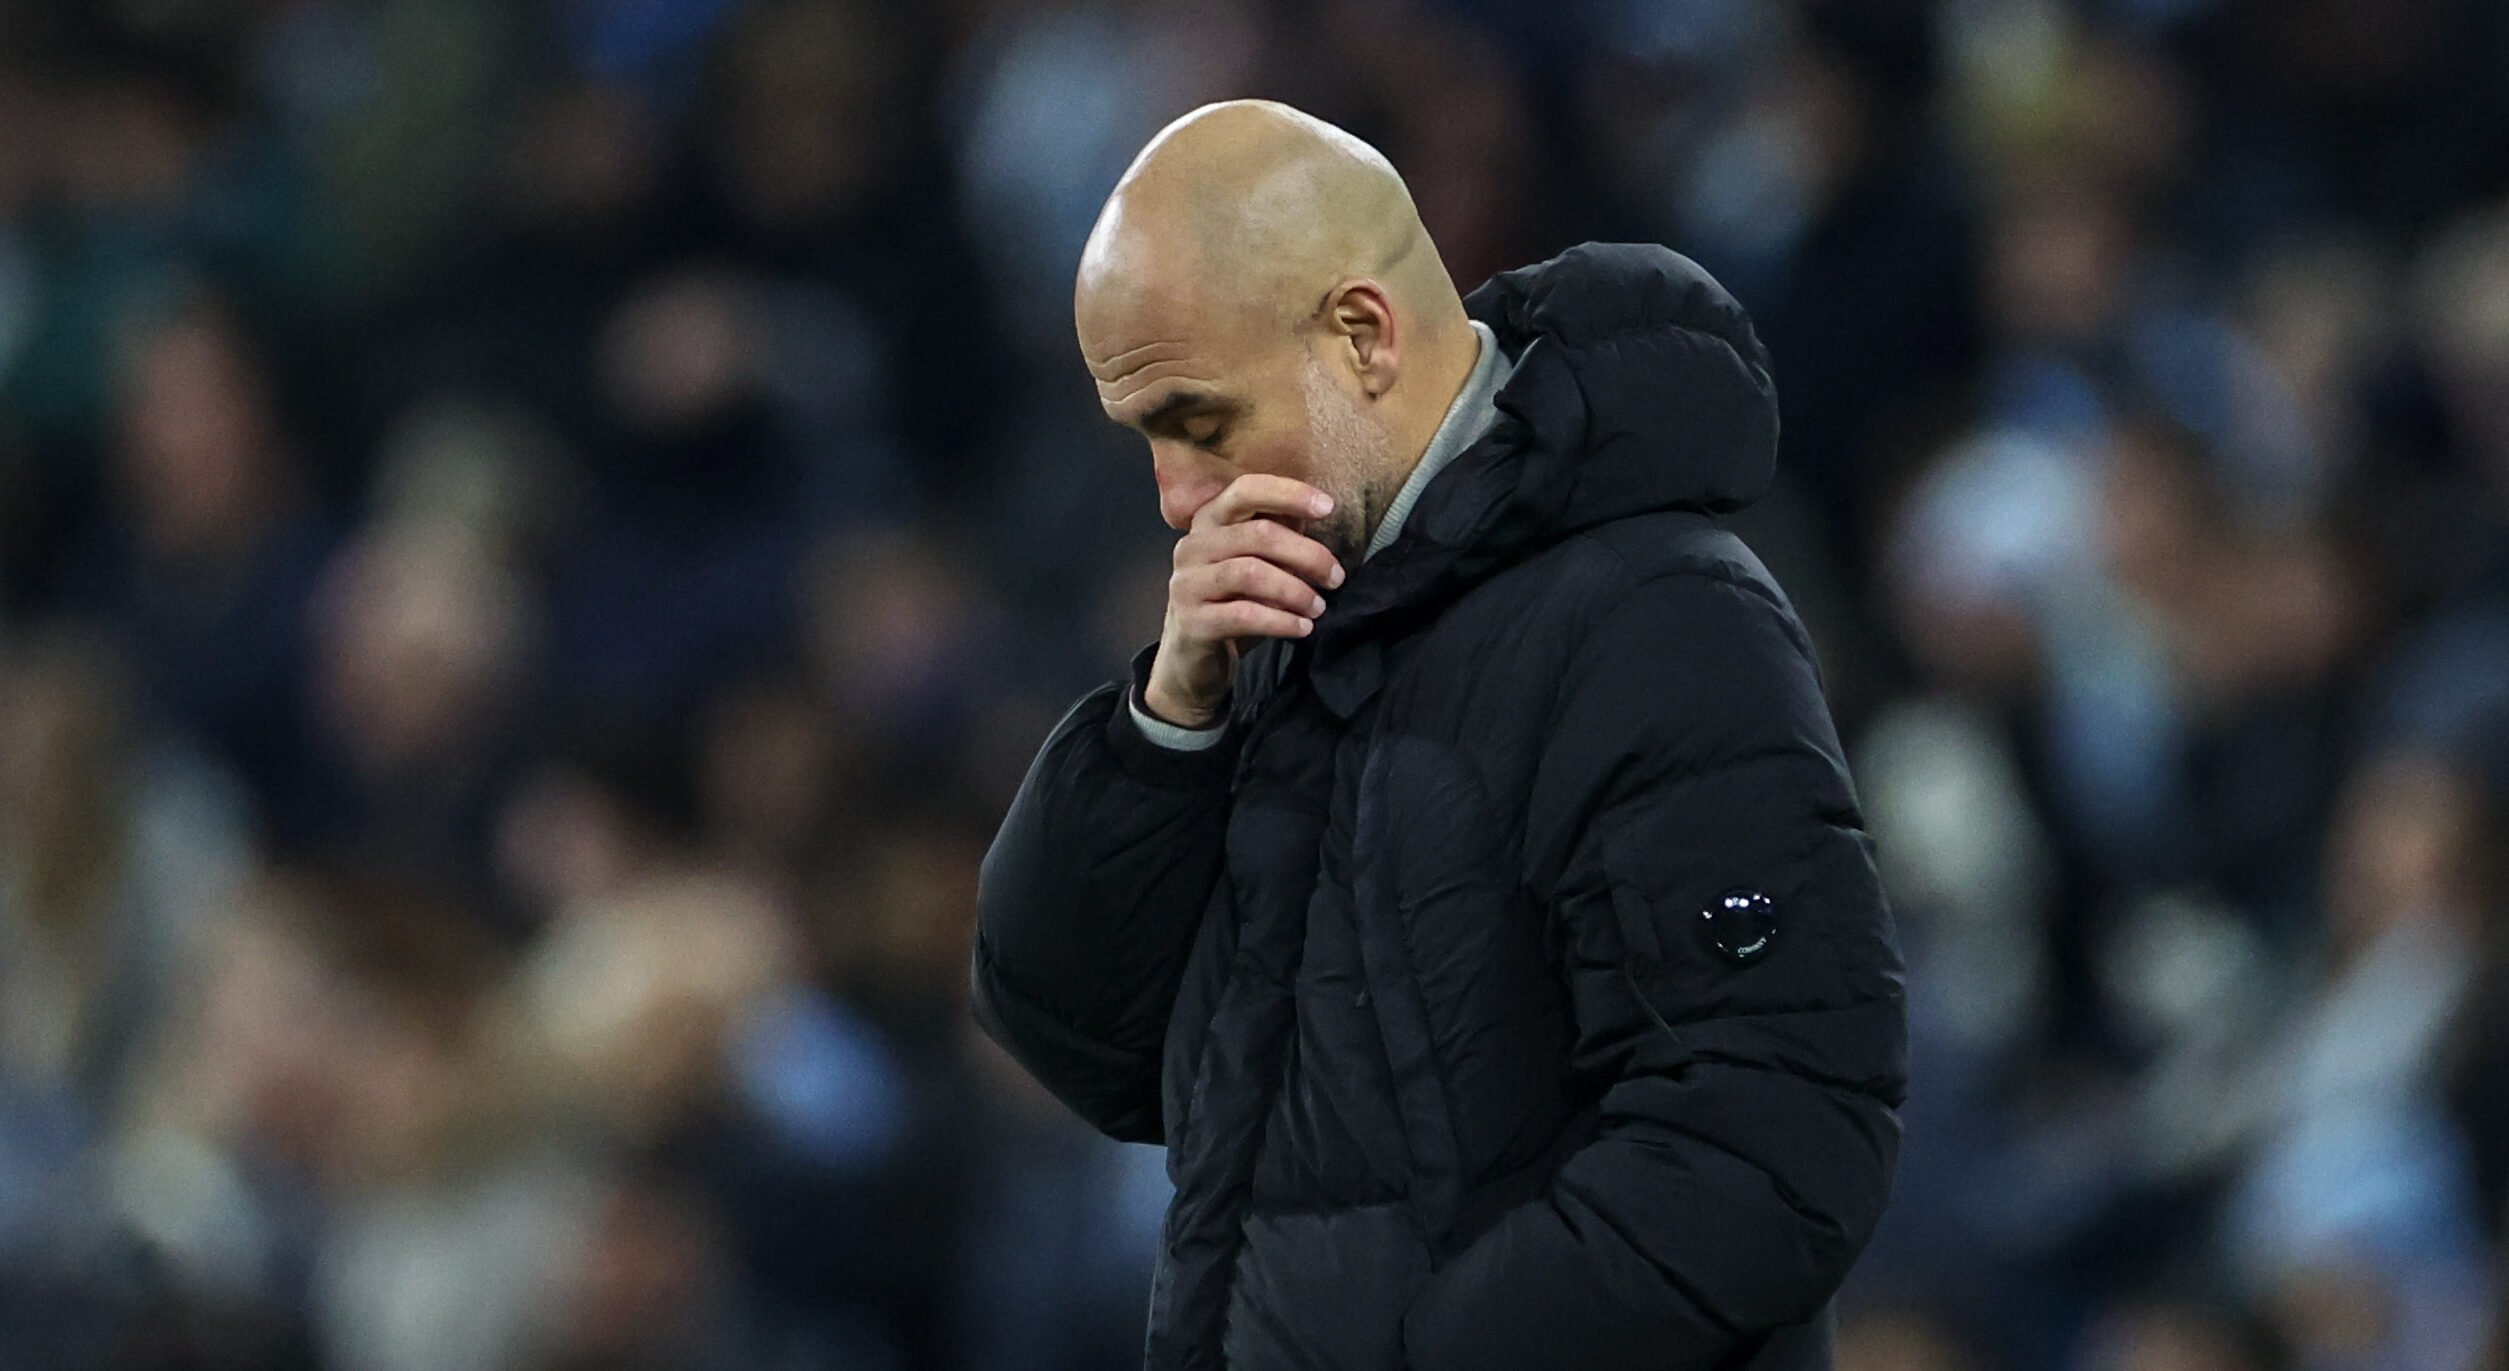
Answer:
1700 890 1778 964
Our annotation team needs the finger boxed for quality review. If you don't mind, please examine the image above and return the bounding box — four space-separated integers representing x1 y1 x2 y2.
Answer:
1182 598 1316 642
1178 558 1330 619
1194 473 1333 530
1180 518 1346 588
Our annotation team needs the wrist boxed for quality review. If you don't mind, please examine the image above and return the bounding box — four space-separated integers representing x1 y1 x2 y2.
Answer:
1141 677 1225 730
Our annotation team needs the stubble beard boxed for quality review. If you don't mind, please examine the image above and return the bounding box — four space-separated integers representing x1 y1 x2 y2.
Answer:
1299 355 1393 566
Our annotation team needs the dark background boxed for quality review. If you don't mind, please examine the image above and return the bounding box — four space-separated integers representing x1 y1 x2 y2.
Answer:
0 0 2505 1368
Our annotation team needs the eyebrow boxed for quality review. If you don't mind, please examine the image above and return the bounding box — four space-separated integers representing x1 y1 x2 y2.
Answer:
1126 389 1238 436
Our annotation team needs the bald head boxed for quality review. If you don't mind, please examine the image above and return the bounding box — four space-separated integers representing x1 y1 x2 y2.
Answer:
1076 100 1479 554
1079 100 1458 340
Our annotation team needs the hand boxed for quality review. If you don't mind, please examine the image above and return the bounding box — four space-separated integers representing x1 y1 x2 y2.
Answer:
1143 474 1347 728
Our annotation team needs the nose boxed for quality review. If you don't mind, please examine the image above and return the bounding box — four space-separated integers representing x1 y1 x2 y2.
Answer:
1151 442 1229 530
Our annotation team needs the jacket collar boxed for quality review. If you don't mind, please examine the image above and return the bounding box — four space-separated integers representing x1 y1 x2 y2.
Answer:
1303 243 1778 720
1363 320 1514 562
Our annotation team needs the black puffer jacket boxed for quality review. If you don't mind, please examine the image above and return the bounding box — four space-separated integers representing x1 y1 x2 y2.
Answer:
973 244 1906 1371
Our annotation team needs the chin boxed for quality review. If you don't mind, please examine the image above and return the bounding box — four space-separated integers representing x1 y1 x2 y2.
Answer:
1314 510 1369 566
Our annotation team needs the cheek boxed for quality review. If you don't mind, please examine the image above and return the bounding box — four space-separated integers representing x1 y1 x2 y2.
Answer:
1230 422 1324 485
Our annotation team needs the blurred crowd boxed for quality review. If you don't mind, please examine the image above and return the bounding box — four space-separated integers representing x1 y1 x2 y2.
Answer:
0 0 2506 1368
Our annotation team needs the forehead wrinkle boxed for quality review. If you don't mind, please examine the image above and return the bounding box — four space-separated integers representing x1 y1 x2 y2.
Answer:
1085 337 1194 383
1097 360 1219 416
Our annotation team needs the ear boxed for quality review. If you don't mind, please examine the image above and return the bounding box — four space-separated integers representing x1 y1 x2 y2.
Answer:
1322 279 1400 398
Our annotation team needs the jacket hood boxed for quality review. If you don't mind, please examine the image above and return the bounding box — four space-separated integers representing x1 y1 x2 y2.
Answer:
1304 243 1777 714
1474 242 1777 525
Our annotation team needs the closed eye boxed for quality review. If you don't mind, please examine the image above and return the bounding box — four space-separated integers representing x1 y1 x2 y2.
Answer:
1128 390 1241 446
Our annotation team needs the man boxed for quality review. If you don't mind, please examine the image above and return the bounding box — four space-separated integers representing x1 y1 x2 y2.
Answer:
972 100 1905 1371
